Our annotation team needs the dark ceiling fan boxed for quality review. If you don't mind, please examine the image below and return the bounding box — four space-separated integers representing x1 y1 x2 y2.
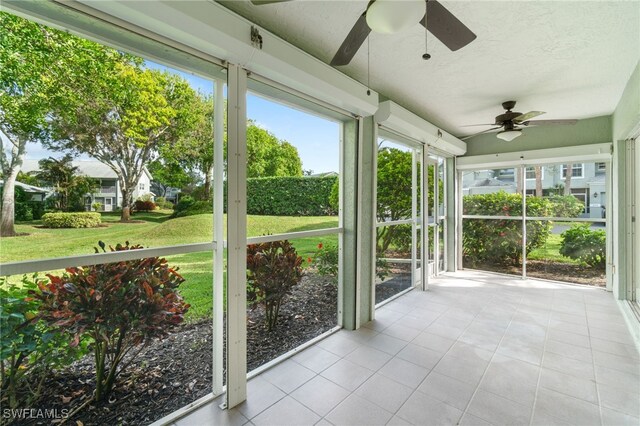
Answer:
250 0 476 66
461 101 578 141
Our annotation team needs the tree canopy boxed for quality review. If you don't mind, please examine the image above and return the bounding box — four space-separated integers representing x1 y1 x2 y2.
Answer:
0 12 70 235
246 123 302 178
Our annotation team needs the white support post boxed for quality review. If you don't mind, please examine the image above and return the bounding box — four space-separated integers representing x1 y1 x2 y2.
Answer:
433 157 440 277
605 160 613 292
411 149 418 288
225 64 247 409
370 122 378 318
337 123 344 327
422 146 429 290
521 166 527 280
441 159 448 272
212 78 225 396
354 117 364 329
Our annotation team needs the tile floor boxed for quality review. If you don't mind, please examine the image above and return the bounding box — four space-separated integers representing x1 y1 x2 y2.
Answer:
174 271 640 426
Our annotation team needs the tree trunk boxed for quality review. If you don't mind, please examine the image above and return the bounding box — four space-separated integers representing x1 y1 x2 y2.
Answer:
120 187 131 222
564 163 573 196
535 166 543 197
516 168 523 194
202 163 214 201
0 159 23 237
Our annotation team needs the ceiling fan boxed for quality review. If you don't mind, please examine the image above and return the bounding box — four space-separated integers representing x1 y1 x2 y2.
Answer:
461 101 578 142
250 0 476 66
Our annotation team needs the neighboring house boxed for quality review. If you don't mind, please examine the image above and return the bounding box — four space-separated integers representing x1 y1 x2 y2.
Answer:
21 159 154 212
462 163 607 218
0 180 50 202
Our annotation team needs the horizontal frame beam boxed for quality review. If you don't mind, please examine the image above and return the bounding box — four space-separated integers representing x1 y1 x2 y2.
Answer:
0 242 214 277
246 227 342 244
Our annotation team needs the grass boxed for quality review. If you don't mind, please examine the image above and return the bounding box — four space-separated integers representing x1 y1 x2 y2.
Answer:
528 233 579 264
1 210 338 321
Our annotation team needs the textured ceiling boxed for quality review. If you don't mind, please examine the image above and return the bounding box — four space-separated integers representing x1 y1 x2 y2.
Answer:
217 0 639 139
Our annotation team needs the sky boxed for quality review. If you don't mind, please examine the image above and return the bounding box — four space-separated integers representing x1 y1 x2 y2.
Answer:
23 61 340 175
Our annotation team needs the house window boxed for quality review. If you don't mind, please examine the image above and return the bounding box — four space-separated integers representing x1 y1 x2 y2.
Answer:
561 164 583 178
596 162 606 172
525 166 544 180
139 183 144 190
105 198 112 205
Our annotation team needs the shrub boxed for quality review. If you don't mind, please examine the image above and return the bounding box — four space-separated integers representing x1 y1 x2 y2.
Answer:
463 191 551 266
155 196 174 210
310 243 338 285
12 187 45 221
29 241 190 402
134 199 156 212
560 224 606 269
92 202 103 212
329 180 339 213
42 212 102 228
172 195 196 217
246 240 303 330
246 176 337 216
173 200 212 218
1 276 79 409
547 195 584 218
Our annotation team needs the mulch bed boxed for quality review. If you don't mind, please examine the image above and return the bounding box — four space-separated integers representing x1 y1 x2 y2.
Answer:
464 259 606 286
7 274 337 426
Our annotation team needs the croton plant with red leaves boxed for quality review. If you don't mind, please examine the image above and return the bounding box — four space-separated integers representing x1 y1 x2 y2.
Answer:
29 241 189 402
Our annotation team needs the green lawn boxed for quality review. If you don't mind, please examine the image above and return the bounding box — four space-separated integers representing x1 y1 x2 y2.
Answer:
1 211 338 321
528 233 579 264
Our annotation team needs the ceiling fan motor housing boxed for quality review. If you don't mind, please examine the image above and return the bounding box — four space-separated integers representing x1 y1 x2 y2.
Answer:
495 111 522 126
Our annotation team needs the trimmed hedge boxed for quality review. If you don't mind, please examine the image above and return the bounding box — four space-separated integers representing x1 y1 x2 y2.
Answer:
246 176 337 216
42 212 102 228
174 176 338 217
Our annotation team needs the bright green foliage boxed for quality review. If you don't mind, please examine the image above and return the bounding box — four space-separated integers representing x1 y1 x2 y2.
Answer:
311 243 338 285
560 224 606 269
42 212 102 228
0 276 78 409
246 124 303 178
246 176 337 216
35 155 97 212
30 241 190 402
154 197 174 210
463 191 551 266
246 240 303 331
0 12 72 236
173 200 212 218
148 159 197 199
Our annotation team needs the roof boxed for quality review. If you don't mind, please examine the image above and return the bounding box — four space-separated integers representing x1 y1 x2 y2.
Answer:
471 178 515 188
0 180 50 194
21 159 153 180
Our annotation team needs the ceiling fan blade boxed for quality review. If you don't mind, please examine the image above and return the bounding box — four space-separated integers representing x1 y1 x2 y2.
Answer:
523 119 578 126
330 13 371 66
250 0 293 5
513 111 545 122
420 0 476 51
460 126 502 140
461 124 499 127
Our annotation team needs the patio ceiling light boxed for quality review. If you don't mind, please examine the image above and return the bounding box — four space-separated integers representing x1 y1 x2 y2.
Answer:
366 0 426 34
496 129 522 142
